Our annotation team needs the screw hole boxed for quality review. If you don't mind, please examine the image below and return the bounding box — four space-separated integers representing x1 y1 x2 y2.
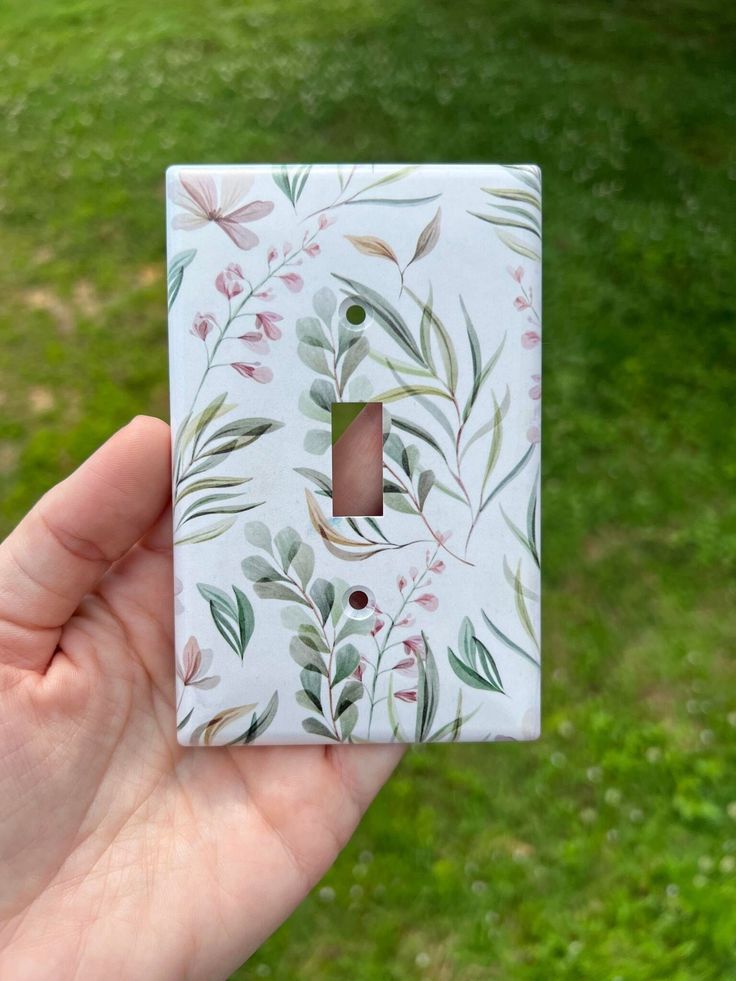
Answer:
346 303 366 326
348 589 369 610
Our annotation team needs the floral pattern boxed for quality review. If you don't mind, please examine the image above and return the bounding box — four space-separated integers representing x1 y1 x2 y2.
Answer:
167 164 541 745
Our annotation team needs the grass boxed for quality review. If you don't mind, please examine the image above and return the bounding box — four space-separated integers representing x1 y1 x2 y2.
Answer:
1 0 735 976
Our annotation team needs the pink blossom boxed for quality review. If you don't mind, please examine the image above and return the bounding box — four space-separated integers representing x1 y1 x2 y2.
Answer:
397 575 407 592
507 265 524 283
521 330 541 349
353 656 368 683
305 243 321 258
278 272 303 293
514 295 531 311
254 289 274 300
371 618 385 637
413 594 438 612
232 362 273 384
255 311 283 340
266 247 277 264
395 615 414 628
191 311 216 341
409 566 418 580
429 559 446 574
216 262 245 299
318 214 336 229
394 689 417 703
170 171 273 250
527 424 541 444
392 657 417 677
283 241 292 256
529 374 541 400
239 332 269 354
402 635 425 657
176 636 219 689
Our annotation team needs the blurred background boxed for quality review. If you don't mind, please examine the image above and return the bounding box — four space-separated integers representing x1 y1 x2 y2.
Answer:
1 0 735 977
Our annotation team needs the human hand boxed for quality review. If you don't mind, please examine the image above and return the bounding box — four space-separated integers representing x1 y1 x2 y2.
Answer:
0 417 402 980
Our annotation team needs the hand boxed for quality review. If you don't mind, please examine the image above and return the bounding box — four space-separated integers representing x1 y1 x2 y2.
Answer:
0 417 402 980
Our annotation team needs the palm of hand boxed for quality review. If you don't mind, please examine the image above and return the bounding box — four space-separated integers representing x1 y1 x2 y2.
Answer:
0 418 400 980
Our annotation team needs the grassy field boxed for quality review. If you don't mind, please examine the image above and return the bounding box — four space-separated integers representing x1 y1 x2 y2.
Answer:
1 0 735 977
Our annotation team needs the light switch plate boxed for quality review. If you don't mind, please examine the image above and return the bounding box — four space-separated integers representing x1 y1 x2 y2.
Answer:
167 164 542 745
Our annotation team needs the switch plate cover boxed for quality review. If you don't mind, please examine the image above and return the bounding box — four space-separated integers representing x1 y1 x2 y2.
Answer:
167 164 542 745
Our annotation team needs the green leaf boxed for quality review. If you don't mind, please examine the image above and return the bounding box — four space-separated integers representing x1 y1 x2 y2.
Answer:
294 466 333 496
335 616 374 644
174 516 235 545
200 417 284 453
302 717 338 741
417 469 435 511
480 443 536 514
167 248 196 309
297 316 333 351
371 384 453 404
310 378 337 413
500 504 539 567
390 415 448 463
345 194 442 208
298 342 332 376
496 229 541 262
384 492 417 515
274 527 302 572
407 285 458 393
176 706 195 731
299 390 331 423
469 210 541 239
480 396 504 498
233 586 255 656
448 648 495 691
332 644 360 686
233 691 279 744
415 633 440 742
340 335 370 390
197 582 236 617
339 702 359 741
174 475 250 504
332 274 425 365
300 667 324 713
335 680 364 719
243 520 272 553
514 561 539 651
254 581 309 605
291 542 315 589
313 286 337 326
177 490 250 524
241 555 285 583
290 635 327 674
303 429 332 455
481 609 539 669
483 186 541 210
369 350 434 379
209 603 241 656
527 469 539 558
459 617 476 668
473 635 504 692
310 578 335 624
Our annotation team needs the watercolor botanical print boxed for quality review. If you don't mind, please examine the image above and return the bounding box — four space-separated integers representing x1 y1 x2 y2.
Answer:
167 164 541 745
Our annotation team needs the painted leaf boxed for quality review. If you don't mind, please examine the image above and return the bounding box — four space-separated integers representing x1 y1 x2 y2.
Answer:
417 469 435 511
408 207 441 266
302 717 338 741
243 520 273 553
335 680 364 719
481 608 539 669
174 516 235 546
371 384 453 404
332 644 361 686
254 581 310 606
344 234 399 265
167 248 196 309
233 692 279 744
241 555 285 583
274 526 303 572
303 429 332 455
297 316 333 351
291 543 315 590
332 275 425 365
313 286 337 326
310 578 335 624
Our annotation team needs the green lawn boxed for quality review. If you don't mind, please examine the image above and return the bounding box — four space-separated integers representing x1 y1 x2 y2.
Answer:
1 0 735 977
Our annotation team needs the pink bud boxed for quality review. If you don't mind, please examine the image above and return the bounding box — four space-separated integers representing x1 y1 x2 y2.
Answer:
318 213 336 229
278 272 303 293
255 311 283 340
413 594 438 612
190 311 217 341
527 424 541 444
514 296 531 311
394 689 417 703
521 331 541 349
267 247 277 264
239 332 269 354
429 559 446 574
305 243 321 258
231 362 273 384
397 575 407 592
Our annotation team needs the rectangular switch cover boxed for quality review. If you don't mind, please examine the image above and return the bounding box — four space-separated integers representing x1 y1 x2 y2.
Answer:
167 164 542 745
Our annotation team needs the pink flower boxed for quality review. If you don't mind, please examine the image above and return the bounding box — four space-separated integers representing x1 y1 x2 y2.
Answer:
395 615 414 628
527 424 541 444
319 214 336 229
266 247 277 264
305 243 321 258
177 636 219 689
170 171 273 250
514 295 531 311
394 689 417 703
429 559 446 574
254 289 274 300
529 374 541 400
397 575 407 592
283 241 292 256
255 311 283 340
278 272 303 293
413 594 438 612
239 332 269 354
409 566 418 580
392 657 417 677
402 635 425 656
353 657 367 683
232 362 273 384
216 262 245 299
191 311 216 341
508 265 524 283
521 330 541 349
371 618 385 637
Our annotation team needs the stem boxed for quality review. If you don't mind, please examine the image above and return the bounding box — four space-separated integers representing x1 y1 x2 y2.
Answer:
366 546 440 738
